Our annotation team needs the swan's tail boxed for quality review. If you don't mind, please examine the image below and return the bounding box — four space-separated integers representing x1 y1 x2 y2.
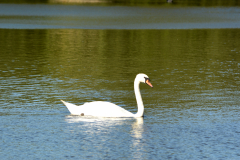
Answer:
60 100 81 115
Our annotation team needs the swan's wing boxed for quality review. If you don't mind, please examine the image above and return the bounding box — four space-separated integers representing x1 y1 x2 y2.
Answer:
82 101 134 117
61 100 134 117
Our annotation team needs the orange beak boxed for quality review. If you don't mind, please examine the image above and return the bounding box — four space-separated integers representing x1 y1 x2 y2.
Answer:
146 79 153 88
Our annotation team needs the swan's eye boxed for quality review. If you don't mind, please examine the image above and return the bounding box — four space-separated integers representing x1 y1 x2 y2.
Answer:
144 77 151 82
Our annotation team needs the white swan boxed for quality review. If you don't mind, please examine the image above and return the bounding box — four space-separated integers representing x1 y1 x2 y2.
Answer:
61 73 153 117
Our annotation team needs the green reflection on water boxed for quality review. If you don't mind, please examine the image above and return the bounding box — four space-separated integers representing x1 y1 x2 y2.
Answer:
0 29 239 116
1 29 239 77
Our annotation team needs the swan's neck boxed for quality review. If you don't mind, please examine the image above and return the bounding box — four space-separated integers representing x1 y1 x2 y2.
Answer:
134 79 144 117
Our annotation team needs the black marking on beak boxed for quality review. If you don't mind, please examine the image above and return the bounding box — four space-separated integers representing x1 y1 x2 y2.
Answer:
144 77 151 83
144 77 153 88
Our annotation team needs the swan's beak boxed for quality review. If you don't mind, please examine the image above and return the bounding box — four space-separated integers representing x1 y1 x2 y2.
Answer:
146 79 153 88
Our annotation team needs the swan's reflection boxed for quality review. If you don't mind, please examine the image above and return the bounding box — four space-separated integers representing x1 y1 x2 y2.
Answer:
65 116 144 159
65 115 143 128
130 118 145 159
131 117 144 138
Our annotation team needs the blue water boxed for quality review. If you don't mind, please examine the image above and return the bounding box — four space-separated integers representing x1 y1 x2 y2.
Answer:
2 109 240 159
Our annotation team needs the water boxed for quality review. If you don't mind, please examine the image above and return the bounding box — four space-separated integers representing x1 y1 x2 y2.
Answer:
1 4 240 29
1 2 240 160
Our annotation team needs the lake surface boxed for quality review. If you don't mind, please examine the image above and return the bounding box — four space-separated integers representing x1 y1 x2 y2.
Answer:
1 4 240 29
1 2 240 160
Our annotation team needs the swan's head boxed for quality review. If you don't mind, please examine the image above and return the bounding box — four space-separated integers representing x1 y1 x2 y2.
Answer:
136 73 153 88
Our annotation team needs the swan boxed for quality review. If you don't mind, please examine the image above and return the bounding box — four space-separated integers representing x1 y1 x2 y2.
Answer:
61 73 153 117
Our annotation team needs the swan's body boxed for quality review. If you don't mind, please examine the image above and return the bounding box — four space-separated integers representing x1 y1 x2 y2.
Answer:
61 73 153 118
